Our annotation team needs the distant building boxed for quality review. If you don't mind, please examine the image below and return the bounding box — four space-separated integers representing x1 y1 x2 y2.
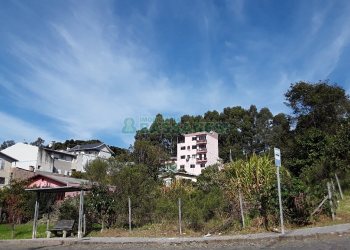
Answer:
176 131 220 176
68 143 113 172
0 151 18 187
27 172 89 200
1 143 76 175
0 142 114 175
1 143 38 171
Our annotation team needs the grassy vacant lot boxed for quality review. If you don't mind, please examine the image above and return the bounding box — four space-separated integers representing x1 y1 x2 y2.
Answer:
0 223 47 240
91 193 350 237
1 193 349 239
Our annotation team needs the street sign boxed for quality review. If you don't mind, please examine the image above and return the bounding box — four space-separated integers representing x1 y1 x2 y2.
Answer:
274 147 284 234
274 148 281 167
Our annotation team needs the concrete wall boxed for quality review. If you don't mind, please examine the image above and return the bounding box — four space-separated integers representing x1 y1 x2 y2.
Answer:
206 132 219 167
71 153 98 172
0 158 13 187
37 148 74 175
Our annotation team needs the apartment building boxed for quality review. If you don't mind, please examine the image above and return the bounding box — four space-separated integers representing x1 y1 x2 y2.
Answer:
176 131 219 176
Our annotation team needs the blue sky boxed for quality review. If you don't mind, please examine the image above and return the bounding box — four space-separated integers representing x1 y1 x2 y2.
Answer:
1 0 350 148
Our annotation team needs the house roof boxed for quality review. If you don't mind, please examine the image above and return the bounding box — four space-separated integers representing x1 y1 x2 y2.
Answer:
160 171 198 179
0 151 18 162
68 143 114 154
43 147 77 157
25 186 88 193
30 171 89 186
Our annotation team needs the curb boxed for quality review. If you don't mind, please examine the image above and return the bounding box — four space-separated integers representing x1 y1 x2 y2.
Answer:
1 223 350 247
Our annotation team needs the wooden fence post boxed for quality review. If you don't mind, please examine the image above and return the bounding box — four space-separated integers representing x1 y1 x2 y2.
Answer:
238 189 245 228
178 198 182 235
128 197 132 233
327 182 335 221
335 174 344 200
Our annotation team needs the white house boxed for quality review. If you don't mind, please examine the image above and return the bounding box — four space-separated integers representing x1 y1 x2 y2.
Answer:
1 143 38 171
1 142 76 175
68 143 113 172
176 131 220 176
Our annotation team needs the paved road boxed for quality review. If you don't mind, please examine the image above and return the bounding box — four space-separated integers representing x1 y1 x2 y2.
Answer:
1 234 350 250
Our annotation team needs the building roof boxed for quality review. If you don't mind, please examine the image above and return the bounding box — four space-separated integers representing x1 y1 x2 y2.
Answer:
68 143 114 154
182 131 219 139
43 147 77 157
30 171 89 186
160 171 198 179
25 186 88 193
0 151 18 162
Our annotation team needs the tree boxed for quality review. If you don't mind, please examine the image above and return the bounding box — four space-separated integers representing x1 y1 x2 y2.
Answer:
1 181 35 237
52 139 102 150
0 140 15 150
30 137 45 147
284 81 350 177
285 81 350 133
132 140 168 180
84 158 109 183
86 185 114 231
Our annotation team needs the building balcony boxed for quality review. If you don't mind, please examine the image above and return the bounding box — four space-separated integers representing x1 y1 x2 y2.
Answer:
196 139 207 144
196 158 207 163
196 148 207 153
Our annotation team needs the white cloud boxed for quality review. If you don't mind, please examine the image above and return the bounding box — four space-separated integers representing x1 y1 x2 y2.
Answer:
0 112 56 143
2 0 350 145
1 1 225 142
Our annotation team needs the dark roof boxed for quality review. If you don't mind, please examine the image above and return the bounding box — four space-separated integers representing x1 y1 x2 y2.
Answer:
68 143 114 154
69 143 104 151
43 148 77 157
0 151 18 162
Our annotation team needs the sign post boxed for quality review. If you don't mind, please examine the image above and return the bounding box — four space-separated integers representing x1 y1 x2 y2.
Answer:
274 148 284 234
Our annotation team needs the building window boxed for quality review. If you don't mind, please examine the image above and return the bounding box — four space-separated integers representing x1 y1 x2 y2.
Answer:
190 164 195 168
0 177 5 184
192 154 196 159
192 145 197 149
200 163 206 168
180 165 185 170
198 135 206 140
181 146 185 150
0 159 4 170
187 146 190 150
181 155 185 159
192 137 197 141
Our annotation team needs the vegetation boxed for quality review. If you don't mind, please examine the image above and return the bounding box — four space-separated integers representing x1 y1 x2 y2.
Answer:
0 222 47 239
1 80 350 238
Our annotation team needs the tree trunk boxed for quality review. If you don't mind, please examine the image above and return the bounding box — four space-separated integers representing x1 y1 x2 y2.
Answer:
12 217 15 239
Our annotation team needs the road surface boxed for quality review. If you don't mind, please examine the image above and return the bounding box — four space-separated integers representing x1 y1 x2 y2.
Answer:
1 234 349 250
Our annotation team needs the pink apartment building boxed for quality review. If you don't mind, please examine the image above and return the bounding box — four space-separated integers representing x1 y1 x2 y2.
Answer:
177 131 220 176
